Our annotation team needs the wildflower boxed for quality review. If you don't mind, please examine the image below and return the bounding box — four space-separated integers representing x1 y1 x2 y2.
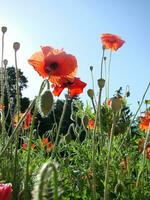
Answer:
138 138 144 153
101 33 125 51
139 112 150 132
146 144 150 159
13 111 32 130
41 138 49 146
0 183 12 200
28 46 77 86
23 111 32 130
87 119 95 129
22 143 36 150
41 138 54 153
52 77 86 97
119 159 128 171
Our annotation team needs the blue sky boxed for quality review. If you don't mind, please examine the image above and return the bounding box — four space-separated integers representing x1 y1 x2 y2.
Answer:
0 0 150 112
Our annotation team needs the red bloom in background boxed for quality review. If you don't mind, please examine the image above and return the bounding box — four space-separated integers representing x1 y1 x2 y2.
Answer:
28 46 77 86
22 143 36 150
101 33 125 51
23 111 32 130
87 119 95 129
0 184 13 200
52 77 86 97
146 144 150 159
139 112 150 132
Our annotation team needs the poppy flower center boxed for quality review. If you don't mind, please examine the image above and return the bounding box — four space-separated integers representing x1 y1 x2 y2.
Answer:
45 62 58 73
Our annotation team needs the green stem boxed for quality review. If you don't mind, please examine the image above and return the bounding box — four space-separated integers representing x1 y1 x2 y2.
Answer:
119 81 150 149
107 50 112 99
24 80 47 199
51 95 68 159
0 98 36 157
136 123 150 187
104 113 116 200
1 32 6 140
91 87 102 200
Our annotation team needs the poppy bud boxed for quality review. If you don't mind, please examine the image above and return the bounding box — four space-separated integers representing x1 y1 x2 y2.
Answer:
3 59 8 66
98 78 105 89
104 56 107 61
126 91 130 97
39 90 53 117
13 42 20 51
111 97 122 112
82 115 89 130
87 89 94 98
115 181 124 194
1 26 7 33
90 66 93 71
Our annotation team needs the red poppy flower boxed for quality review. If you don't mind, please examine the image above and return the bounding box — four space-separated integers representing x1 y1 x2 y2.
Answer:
22 143 35 150
23 111 32 130
101 33 125 51
87 119 95 129
42 138 49 146
28 46 77 85
52 77 86 97
139 112 150 132
0 184 13 200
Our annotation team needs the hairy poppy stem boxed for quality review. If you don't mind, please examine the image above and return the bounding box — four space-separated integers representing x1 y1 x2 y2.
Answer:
13 46 21 189
107 49 112 99
104 113 116 200
119 81 150 149
0 30 6 140
91 87 103 200
136 123 150 187
51 95 68 159
24 80 47 200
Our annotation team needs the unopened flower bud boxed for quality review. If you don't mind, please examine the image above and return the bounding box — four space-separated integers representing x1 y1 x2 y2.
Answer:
82 115 89 130
104 56 107 61
13 42 20 51
90 66 93 71
98 78 105 89
87 89 94 98
111 97 122 112
126 91 130 97
39 90 53 117
3 59 8 66
115 181 124 194
1 26 7 33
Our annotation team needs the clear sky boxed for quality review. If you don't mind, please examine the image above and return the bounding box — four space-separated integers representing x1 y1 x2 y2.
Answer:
0 0 150 112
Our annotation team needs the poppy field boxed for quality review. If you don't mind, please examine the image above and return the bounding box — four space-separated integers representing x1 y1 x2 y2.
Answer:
0 26 150 200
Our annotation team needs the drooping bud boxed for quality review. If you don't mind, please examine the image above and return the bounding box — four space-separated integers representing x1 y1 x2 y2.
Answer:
115 181 124 194
87 89 94 98
3 59 8 66
126 91 130 97
111 97 122 112
13 42 20 51
39 90 54 117
98 78 105 89
1 26 7 33
82 115 89 130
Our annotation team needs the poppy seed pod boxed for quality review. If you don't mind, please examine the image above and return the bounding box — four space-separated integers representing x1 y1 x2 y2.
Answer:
90 66 93 71
1 26 7 33
111 97 122 112
39 90 53 117
87 89 94 98
3 59 8 66
13 42 20 51
98 78 105 89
